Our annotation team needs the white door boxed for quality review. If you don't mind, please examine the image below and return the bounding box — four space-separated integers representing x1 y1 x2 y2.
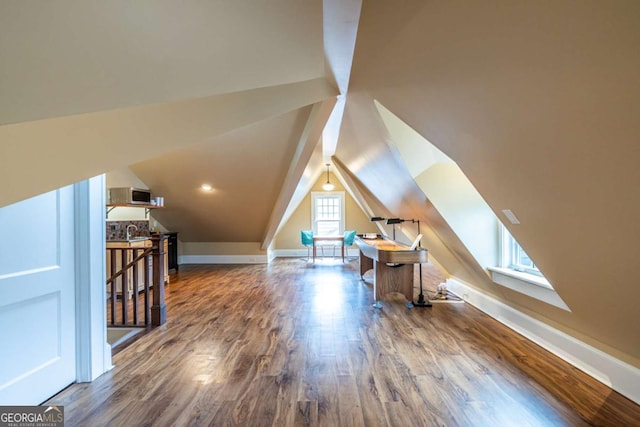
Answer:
0 186 76 404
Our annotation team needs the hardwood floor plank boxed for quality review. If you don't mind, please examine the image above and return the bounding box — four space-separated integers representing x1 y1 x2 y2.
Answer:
347 340 390 426
294 400 318 427
336 374 365 426
299 355 340 426
45 260 640 426
208 400 238 426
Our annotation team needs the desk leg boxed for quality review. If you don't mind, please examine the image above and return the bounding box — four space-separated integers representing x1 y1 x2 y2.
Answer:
372 261 382 308
342 244 345 262
313 242 316 263
359 250 373 278
375 262 413 308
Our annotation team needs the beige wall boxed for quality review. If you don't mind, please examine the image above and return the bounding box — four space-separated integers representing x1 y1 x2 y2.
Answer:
339 1 640 367
181 242 266 256
274 172 375 249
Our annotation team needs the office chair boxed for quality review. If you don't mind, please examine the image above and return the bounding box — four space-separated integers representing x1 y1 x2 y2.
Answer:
343 230 357 261
300 230 314 262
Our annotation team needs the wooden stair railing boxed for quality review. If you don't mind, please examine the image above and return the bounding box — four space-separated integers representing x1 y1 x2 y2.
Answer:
106 235 167 327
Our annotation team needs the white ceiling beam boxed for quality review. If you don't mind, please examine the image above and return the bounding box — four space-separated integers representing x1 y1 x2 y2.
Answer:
0 78 338 208
261 97 337 250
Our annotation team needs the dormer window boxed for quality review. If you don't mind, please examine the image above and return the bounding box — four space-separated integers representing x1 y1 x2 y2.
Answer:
502 226 542 277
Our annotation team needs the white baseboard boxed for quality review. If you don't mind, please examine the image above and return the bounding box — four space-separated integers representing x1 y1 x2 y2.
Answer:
179 254 268 264
271 248 359 258
179 249 358 264
271 249 309 258
446 277 640 405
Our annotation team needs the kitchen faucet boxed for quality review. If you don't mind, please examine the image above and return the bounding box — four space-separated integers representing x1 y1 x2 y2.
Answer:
126 224 138 240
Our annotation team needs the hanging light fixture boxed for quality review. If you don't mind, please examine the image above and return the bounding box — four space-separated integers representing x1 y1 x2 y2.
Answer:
322 163 335 191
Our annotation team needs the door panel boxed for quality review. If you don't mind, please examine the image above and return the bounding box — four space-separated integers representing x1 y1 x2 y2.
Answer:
0 187 76 404
0 190 60 276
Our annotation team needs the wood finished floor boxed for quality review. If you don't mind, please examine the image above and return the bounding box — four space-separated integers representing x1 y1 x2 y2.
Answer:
48 259 640 426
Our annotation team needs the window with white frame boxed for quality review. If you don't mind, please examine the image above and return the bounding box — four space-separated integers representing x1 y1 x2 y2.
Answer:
491 224 570 310
311 192 345 236
500 224 542 276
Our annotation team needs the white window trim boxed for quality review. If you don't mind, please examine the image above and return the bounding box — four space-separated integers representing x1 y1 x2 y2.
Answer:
499 224 542 276
311 191 345 236
488 267 569 311
492 224 570 311
488 266 552 290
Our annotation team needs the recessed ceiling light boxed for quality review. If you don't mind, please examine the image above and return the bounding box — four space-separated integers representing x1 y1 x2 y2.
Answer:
201 184 212 191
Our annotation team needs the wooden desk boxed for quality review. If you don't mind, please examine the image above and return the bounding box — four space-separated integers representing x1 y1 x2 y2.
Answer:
355 235 428 308
313 235 345 262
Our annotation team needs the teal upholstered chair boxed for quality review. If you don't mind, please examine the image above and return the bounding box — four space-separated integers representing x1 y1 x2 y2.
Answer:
343 230 357 261
301 230 314 262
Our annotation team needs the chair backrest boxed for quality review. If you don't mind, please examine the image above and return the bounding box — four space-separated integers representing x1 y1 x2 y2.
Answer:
343 230 357 246
301 230 314 246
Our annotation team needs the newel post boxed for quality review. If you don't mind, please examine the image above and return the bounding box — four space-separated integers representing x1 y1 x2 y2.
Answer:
151 235 167 326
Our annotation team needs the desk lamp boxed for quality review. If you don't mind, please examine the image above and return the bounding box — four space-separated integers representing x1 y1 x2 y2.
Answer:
385 218 404 240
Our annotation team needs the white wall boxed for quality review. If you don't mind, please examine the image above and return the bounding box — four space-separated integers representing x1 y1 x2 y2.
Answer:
415 163 499 269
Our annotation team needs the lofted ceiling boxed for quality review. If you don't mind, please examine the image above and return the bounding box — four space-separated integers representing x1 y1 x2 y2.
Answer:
130 105 316 242
0 1 325 125
336 0 640 367
1 0 639 381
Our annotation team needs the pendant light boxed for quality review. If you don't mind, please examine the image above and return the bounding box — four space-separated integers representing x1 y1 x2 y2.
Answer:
322 163 335 191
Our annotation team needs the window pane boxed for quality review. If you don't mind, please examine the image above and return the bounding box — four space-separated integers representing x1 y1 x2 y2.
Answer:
317 221 340 236
311 192 345 237
510 239 539 273
315 197 340 221
516 248 534 269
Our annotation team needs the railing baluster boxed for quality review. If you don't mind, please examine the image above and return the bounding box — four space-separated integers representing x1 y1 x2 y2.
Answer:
106 245 155 328
151 235 167 326
110 249 117 326
132 249 139 325
121 250 128 325
144 252 151 326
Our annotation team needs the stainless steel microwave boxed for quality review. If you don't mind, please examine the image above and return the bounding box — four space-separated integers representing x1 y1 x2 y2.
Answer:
108 187 152 205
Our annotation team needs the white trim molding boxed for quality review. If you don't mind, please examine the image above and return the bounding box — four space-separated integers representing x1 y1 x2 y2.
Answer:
446 277 640 405
270 248 360 258
180 249 360 264
74 175 113 382
488 267 570 311
180 255 268 264
311 191 346 235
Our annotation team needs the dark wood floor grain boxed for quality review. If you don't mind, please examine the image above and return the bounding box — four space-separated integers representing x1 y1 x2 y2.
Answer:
48 258 640 426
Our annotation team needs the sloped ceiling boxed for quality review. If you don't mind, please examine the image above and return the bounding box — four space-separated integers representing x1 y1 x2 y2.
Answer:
130 104 322 242
0 1 338 208
0 1 324 125
1 0 639 370
336 0 640 364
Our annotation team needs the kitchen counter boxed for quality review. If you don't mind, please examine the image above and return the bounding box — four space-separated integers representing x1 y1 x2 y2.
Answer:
106 239 152 249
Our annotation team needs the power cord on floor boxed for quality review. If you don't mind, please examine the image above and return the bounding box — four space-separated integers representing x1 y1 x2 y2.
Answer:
426 283 463 301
